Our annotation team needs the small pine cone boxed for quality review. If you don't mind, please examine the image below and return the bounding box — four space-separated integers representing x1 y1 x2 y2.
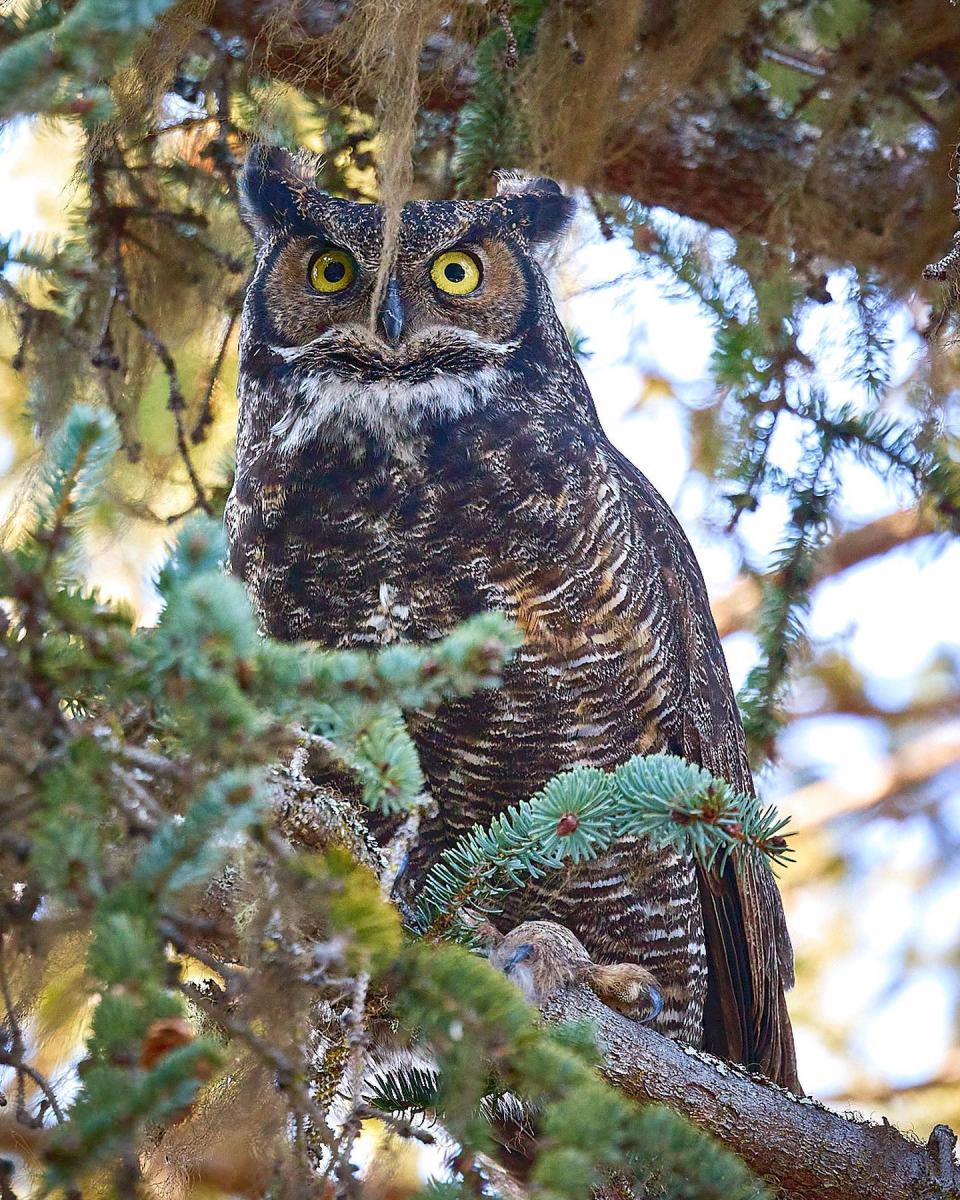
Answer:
141 1016 195 1069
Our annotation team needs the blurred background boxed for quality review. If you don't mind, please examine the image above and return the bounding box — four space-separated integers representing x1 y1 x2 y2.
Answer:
1 0 959 1159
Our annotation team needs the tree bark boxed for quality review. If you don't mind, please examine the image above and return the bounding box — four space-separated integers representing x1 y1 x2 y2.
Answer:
601 101 955 285
536 982 960 1200
214 754 960 1199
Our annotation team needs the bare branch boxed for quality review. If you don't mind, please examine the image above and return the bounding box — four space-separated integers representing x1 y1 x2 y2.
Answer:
712 508 939 638
534 980 960 1200
783 730 960 833
825 1048 960 1106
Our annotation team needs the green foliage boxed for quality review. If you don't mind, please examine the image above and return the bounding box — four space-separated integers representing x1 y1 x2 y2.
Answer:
628 1105 768 1200
367 1063 441 1115
35 405 120 536
809 0 872 47
0 0 955 1189
0 407 778 1196
0 408 521 1192
307 846 404 972
454 0 548 196
47 1042 220 1182
413 756 790 941
593 204 960 763
0 0 179 121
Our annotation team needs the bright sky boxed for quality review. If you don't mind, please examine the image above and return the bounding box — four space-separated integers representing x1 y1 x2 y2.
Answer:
1 118 959 1111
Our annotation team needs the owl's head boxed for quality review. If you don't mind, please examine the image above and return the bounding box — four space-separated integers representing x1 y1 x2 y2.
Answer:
237 147 575 451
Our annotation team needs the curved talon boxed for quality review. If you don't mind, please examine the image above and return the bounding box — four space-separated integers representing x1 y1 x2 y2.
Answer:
642 985 664 1024
503 943 534 973
578 960 664 1023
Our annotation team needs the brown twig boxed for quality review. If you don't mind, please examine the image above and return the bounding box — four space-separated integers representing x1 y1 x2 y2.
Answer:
191 306 240 445
354 1103 436 1146
712 506 939 637
86 151 217 510
490 0 518 70
115 270 212 516
379 793 435 902
0 933 65 1125
587 191 616 241
325 970 371 1194
0 276 36 372
178 973 338 1147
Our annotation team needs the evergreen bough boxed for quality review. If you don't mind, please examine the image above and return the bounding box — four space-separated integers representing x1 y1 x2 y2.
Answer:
0 406 782 1196
414 757 790 941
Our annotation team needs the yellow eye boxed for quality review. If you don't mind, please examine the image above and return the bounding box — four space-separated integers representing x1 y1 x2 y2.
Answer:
309 249 355 294
430 249 481 296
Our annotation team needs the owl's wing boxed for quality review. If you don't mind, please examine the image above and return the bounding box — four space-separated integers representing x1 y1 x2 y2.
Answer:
614 450 801 1094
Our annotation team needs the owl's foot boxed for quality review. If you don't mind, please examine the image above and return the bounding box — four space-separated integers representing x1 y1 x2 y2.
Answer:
576 960 663 1023
485 920 662 1024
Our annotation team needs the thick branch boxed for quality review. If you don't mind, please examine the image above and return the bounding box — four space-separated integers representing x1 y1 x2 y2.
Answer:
603 102 954 282
712 508 939 638
537 982 960 1200
209 2 957 278
210 0 474 110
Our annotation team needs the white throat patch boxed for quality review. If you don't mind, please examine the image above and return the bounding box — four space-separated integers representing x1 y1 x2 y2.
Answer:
266 328 516 453
270 365 506 454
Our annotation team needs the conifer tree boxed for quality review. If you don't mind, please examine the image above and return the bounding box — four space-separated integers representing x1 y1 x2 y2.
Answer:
1 2 959 1197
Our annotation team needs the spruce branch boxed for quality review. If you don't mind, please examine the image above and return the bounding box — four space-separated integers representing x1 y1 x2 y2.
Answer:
365 1063 442 1118
736 474 829 763
789 395 960 530
0 0 180 122
33 405 119 560
453 0 547 196
413 756 791 941
712 506 938 637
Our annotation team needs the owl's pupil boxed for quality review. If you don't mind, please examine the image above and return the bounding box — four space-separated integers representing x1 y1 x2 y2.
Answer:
444 262 466 283
324 260 346 283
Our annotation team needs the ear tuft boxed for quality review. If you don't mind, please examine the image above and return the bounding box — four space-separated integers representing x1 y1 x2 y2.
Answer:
239 145 318 242
493 170 557 197
494 171 576 248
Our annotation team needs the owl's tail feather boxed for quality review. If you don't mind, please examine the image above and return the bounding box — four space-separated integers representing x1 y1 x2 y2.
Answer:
698 859 803 1096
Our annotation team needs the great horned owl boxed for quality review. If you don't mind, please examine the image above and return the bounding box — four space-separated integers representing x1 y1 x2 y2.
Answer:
226 147 800 1092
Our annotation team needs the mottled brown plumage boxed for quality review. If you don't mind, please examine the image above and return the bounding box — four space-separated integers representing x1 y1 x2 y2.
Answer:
488 922 663 1022
226 147 800 1092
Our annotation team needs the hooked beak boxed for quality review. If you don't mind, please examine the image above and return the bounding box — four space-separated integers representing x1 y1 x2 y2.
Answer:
379 277 404 345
